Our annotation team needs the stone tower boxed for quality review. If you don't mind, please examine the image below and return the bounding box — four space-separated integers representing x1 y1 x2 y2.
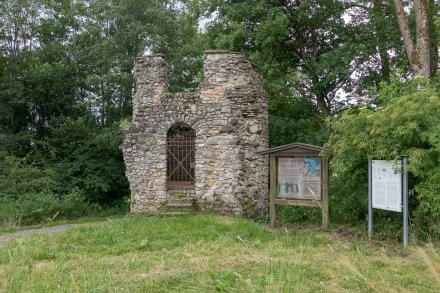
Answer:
122 51 268 216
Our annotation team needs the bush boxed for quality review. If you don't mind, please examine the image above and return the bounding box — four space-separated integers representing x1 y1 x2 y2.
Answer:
326 77 440 239
0 150 58 197
0 149 128 227
44 117 129 204
0 189 102 226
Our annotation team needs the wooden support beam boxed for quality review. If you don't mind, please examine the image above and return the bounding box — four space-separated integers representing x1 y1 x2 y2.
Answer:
269 154 277 228
321 158 329 229
274 199 321 208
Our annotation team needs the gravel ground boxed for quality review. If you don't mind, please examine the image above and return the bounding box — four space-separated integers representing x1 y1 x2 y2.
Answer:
0 222 105 248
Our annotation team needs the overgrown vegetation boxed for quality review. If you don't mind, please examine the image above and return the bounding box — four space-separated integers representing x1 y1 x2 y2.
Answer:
0 118 130 226
326 77 440 240
0 215 438 291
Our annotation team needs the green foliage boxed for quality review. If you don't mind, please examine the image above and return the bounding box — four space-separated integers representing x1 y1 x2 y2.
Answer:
43 117 129 204
0 131 33 158
0 150 106 226
0 189 102 226
411 120 440 238
326 77 440 238
275 205 322 225
194 0 406 116
0 150 57 198
0 0 82 136
269 97 329 147
70 0 205 125
0 117 129 226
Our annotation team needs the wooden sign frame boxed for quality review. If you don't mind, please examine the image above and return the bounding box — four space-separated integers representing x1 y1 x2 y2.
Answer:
259 143 329 229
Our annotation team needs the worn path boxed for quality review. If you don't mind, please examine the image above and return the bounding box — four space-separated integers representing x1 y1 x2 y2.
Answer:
0 222 107 248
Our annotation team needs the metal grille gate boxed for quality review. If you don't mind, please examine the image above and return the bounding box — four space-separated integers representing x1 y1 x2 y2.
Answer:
166 123 195 190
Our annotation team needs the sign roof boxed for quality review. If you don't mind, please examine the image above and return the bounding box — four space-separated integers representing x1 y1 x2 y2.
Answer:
258 142 330 156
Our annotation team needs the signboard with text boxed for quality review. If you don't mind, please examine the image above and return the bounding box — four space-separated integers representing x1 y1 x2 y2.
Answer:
259 142 329 229
369 157 409 248
371 160 402 212
277 157 321 200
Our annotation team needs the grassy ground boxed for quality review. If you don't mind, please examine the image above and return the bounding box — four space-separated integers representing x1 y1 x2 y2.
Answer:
0 214 439 292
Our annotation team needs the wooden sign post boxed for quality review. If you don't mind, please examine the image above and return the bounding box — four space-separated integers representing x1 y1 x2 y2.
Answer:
259 143 330 229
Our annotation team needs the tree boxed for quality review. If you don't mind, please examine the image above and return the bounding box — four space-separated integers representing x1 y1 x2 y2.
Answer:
345 0 409 85
192 0 410 118
0 0 37 132
392 0 438 78
0 0 83 137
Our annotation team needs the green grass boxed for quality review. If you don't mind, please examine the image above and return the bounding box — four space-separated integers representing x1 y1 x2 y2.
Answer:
0 214 439 292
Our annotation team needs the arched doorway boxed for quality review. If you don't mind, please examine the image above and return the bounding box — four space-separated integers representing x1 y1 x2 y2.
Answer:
166 122 195 190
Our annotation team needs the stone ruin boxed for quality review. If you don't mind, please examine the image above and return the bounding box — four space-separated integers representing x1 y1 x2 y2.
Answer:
121 50 268 217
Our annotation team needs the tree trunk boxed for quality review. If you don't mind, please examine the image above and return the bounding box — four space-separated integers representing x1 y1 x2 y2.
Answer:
413 0 432 77
428 0 439 77
317 95 331 118
392 0 436 78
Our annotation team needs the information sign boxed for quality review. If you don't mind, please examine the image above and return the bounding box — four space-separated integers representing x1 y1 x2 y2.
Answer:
259 142 329 229
277 157 321 200
371 160 402 212
369 157 409 249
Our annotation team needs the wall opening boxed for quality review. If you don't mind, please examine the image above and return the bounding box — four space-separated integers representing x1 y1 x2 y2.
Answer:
166 122 195 190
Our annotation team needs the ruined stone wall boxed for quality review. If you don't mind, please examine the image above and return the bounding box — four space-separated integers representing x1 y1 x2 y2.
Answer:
122 51 268 216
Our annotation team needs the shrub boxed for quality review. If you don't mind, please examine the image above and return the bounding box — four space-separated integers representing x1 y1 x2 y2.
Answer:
0 150 121 226
0 189 103 226
44 117 129 204
326 77 440 239
0 150 58 197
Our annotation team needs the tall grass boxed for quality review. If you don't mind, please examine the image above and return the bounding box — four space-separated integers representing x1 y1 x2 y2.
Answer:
0 214 439 292
0 189 129 227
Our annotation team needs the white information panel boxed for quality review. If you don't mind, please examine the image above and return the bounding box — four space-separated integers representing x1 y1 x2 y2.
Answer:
372 160 402 212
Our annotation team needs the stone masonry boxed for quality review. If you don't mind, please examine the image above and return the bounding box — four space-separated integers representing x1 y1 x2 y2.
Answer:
121 50 268 217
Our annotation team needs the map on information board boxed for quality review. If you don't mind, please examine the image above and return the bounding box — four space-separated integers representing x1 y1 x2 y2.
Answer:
372 160 402 212
277 157 321 200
